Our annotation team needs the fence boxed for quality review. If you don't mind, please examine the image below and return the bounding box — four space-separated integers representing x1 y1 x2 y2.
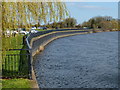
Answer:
2 29 89 79
2 48 32 79
27 29 87 52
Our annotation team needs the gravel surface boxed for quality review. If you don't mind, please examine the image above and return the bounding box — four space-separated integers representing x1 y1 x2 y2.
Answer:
33 32 118 88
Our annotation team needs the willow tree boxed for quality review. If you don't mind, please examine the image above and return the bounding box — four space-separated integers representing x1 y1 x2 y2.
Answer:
2 1 69 31
1 1 69 54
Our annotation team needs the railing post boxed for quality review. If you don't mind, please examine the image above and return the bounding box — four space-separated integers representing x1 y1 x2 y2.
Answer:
28 49 32 79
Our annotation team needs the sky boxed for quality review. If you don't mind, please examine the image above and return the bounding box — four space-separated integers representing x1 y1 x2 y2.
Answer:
65 2 118 24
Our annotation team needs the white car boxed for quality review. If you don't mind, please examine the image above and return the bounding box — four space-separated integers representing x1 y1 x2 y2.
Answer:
13 31 18 34
5 30 11 36
37 27 44 29
19 31 29 35
30 30 38 33
26 31 29 34
31 27 36 30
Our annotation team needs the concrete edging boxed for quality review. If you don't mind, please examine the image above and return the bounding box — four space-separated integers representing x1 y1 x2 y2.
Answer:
32 32 88 56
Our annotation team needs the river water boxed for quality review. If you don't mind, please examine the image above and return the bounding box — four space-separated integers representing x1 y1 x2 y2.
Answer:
33 31 118 88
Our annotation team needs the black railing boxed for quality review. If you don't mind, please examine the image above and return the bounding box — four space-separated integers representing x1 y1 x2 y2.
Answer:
2 29 89 79
31 30 88 53
24 29 88 79
2 48 31 78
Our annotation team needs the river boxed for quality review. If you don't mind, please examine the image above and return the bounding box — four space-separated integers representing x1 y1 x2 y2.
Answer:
33 31 118 88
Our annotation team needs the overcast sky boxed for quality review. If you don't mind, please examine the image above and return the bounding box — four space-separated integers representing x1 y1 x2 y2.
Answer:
65 2 118 24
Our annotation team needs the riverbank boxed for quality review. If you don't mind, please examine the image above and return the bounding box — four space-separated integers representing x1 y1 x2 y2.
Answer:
2 29 118 89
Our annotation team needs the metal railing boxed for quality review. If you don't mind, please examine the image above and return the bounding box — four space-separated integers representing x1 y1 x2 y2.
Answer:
2 29 89 79
2 49 31 78
24 29 88 79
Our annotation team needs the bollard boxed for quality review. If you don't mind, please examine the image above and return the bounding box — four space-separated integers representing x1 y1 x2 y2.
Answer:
39 46 44 52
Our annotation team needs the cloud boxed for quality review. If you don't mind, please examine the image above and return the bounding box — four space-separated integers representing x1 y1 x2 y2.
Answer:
66 2 76 6
78 5 111 10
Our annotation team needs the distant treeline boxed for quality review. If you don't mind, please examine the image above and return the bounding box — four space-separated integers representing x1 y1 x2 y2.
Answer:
40 18 77 29
32 16 118 30
81 16 118 30
11 18 77 29
18 16 119 31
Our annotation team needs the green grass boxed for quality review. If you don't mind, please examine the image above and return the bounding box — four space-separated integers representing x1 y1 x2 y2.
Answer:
36 29 47 31
2 34 29 78
2 34 24 56
36 28 58 31
2 34 32 89
2 45 29 78
2 35 24 50
2 78 32 88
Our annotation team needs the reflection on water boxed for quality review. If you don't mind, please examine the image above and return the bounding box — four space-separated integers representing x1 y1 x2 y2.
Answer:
34 32 118 88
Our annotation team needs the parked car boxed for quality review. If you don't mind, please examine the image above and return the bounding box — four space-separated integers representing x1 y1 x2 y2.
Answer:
83 27 89 29
5 30 11 37
12 31 19 37
13 31 18 34
43 27 47 30
55 27 59 29
26 31 29 34
22 28 26 31
30 30 38 33
37 27 43 29
19 31 29 35
31 27 37 30
37 27 47 30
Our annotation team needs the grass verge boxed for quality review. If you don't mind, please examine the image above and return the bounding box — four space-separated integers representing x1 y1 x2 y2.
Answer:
2 34 29 78
2 34 24 50
2 34 33 89
2 78 32 88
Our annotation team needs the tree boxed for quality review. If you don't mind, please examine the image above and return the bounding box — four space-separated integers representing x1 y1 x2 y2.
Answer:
100 20 118 30
63 18 77 28
75 24 82 28
110 20 118 30
2 1 69 31
82 21 88 27
81 16 117 30
59 22 65 28
2 1 69 52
